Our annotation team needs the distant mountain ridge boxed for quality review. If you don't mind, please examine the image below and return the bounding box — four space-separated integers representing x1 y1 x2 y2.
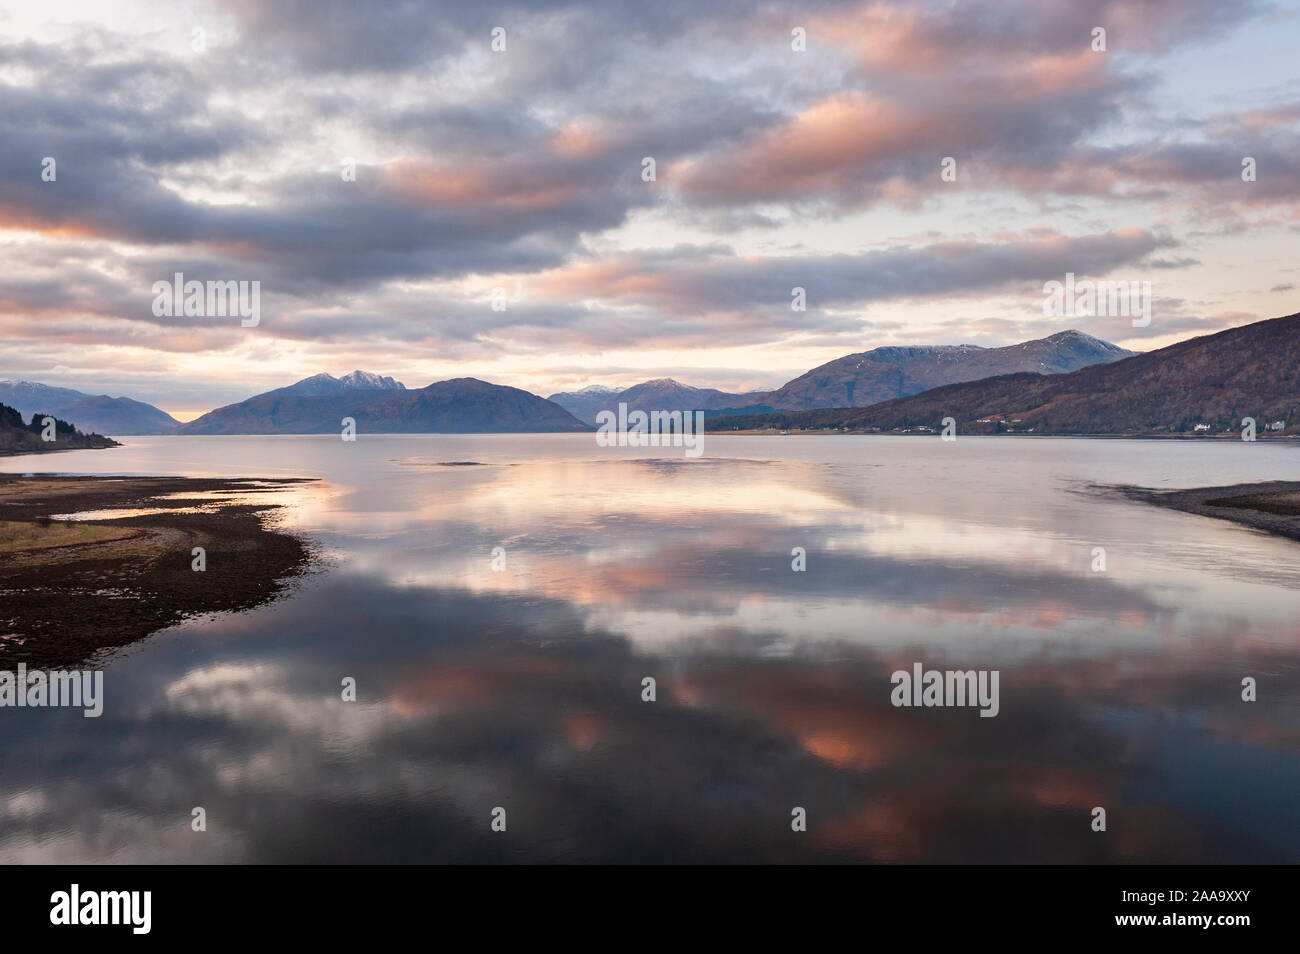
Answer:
178 374 587 434
548 379 770 424
0 381 180 435
707 313 1300 436
549 330 1131 422
756 330 1133 411
544 385 620 425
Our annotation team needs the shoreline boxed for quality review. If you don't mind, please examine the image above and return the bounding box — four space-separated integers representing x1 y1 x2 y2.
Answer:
1108 480 1300 543
707 429 1297 439
0 439 120 458
1 447 106 458
2 430 1293 440
0 474 319 668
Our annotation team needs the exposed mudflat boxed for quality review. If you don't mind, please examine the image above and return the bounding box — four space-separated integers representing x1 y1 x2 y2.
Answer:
0 474 318 668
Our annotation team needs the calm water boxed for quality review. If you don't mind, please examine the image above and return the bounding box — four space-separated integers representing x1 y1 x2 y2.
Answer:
1 435 1297 862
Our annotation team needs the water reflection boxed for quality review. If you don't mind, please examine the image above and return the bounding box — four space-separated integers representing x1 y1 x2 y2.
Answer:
1 437 1297 862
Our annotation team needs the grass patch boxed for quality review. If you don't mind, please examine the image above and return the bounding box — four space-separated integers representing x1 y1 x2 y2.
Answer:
0 519 137 554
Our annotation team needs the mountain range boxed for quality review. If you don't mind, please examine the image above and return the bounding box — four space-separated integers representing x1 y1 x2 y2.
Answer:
548 330 1131 422
12 319 1296 439
6 329 1132 437
709 313 1299 436
0 381 180 435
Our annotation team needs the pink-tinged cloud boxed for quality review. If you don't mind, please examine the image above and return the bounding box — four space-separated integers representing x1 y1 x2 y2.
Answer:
673 92 936 202
819 0 1259 75
674 47 1124 205
386 158 586 215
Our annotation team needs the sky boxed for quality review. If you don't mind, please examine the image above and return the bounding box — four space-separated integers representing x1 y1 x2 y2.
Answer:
1 0 1298 420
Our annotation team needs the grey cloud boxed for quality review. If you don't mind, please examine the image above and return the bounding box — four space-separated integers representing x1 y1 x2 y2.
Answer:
543 231 1177 314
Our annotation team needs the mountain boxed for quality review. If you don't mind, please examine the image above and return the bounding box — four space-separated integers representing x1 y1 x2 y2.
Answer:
614 378 769 413
549 379 771 424
264 370 407 399
759 330 1133 411
0 381 180 434
0 403 120 455
338 370 404 391
545 385 620 425
708 313 1300 436
178 376 588 434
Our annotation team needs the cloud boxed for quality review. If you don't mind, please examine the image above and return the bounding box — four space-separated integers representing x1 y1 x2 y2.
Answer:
0 0 1293 404
532 229 1176 314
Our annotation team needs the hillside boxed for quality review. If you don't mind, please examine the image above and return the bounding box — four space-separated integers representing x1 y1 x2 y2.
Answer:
708 313 1300 436
760 330 1132 411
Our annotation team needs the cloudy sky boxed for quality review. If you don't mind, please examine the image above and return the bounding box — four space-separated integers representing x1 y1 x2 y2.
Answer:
2 0 1298 419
